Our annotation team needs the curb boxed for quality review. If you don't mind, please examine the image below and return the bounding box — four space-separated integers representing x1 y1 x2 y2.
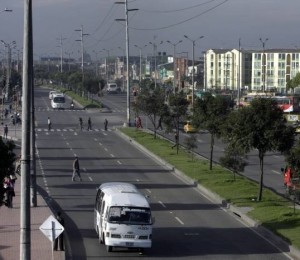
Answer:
115 127 300 260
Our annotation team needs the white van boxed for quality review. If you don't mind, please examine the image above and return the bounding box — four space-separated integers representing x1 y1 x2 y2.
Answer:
106 83 120 94
51 93 66 109
94 182 153 253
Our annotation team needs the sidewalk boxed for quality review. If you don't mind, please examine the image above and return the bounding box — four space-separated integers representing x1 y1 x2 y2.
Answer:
0 174 65 260
1 105 65 260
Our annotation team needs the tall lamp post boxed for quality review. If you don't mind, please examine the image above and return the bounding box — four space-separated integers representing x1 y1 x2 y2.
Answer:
184 35 204 106
166 40 182 93
259 37 268 92
115 0 138 126
149 40 163 89
102 48 110 85
118 46 126 91
134 44 147 84
75 25 89 86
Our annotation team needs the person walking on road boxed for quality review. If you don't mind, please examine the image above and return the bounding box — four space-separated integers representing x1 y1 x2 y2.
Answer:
87 117 92 131
72 156 82 181
104 118 108 131
54 211 64 251
48 117 52 130
3 124 8 139
79 117 83 131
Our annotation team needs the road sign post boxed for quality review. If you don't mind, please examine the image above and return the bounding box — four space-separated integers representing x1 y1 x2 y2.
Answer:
39 215 64 259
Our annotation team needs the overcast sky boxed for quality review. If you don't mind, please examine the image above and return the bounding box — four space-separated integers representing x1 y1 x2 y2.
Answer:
1 0 300 61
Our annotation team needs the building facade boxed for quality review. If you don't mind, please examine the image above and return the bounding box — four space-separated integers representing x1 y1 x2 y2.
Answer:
205 48 300 93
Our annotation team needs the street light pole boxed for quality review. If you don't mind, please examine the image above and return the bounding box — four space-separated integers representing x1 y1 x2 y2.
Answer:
259 37 268 92
149 40 163 89
115 0 138 126
21 0 33 258
184 35 204 107
134 44 147 84
57 35 66 73
75 25 89 86
166 40 182 94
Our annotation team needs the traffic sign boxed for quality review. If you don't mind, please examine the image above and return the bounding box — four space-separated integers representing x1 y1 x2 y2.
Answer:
39 215 64 242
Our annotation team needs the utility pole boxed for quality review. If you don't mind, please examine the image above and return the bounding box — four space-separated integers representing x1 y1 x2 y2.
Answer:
115 0 138 126
21 0 33 258
166 40 182 94
184 35 204 107
57 35 66 73
134 44 147 84
102 48 110 84
75 25 89 86
237 38 241 108
259 37 268 92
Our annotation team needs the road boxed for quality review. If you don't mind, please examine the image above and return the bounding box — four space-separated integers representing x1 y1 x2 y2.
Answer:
34 88 293 259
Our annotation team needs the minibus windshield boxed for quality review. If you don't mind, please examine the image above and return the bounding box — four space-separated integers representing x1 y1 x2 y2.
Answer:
108 206 151 225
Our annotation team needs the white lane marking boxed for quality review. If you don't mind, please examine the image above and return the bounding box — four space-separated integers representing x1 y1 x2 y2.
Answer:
74 132 78 136
110 154 115 157
104 148 108 152
158 201 166 208
146 189 151 194
117 160 122 165
175 217 184 225
272 170 281 175
88 176 93 181
94 138 98 141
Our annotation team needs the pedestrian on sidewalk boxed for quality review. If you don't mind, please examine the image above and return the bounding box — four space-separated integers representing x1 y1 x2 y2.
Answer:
3 176 15 208
54 211 65 251
48 117 52 130
87 117 92 131
104 118 108 131
4 124 8 139
72 156 82 181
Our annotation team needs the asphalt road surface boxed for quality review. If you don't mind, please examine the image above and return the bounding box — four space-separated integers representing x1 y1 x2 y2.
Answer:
33 87 293 260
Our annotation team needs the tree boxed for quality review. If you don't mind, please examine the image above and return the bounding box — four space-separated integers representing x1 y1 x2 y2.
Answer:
219 145 247 181
0 138 16 206
286 72 300 93
163 92 189 154
184 135 198 160
284 139 300 170
133 87 167 139
222 98 295 201
192 94 232 170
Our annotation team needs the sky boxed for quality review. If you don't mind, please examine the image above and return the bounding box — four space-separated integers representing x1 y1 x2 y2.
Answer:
1 0 300 62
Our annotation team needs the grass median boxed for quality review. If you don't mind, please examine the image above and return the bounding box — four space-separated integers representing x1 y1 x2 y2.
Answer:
119 127 300 250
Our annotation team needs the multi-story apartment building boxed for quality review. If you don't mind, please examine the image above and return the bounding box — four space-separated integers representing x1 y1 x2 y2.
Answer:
205 48 300 93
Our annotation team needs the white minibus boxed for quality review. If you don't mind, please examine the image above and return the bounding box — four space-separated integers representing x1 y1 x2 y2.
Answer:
51 93 66 109
94 182 153 253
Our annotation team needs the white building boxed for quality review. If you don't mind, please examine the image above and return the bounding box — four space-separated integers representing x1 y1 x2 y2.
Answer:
205 48 300 93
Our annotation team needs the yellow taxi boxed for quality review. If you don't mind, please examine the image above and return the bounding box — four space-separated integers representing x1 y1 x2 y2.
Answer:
183 121 196 133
